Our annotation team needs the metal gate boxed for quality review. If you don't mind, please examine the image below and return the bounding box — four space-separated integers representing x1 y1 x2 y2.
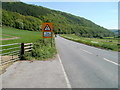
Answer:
0 43 33 65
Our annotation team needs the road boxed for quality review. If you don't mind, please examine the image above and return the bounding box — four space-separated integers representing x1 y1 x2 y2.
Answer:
55 36 119 88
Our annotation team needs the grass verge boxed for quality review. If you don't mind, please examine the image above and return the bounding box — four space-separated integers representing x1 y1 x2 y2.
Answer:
61 34 118 51
22 38 57 60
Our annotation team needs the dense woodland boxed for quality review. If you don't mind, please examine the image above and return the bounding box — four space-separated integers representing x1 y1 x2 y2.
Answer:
2 2 114 38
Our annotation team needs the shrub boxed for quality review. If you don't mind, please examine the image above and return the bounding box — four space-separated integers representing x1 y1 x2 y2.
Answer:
25 39 57 60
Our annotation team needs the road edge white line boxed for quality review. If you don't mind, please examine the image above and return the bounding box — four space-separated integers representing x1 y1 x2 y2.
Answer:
57 54 72 88
81 49 93 54
103 58 119 66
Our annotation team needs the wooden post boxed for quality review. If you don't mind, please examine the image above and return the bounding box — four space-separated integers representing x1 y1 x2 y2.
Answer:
21 43 24 55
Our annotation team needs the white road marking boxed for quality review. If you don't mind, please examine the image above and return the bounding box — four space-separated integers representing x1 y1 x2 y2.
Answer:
103 58 119 66
58 54 72 88
81 49 93 54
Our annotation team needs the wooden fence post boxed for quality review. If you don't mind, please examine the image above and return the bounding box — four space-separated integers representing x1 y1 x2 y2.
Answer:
21 43 24 55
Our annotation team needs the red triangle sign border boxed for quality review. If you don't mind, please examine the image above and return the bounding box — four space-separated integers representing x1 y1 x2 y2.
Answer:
44 24 51 31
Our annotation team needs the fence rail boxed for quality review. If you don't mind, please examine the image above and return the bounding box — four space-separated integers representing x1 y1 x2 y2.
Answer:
1 43 33 65
1 43 20 65
0 43 20 47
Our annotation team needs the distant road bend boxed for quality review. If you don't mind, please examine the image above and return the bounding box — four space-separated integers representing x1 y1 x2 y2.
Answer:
55 36 118 88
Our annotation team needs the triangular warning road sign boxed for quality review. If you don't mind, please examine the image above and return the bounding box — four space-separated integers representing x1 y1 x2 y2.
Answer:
44 24 51 31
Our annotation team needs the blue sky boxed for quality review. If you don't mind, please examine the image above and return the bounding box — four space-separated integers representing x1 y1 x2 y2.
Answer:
25 2 118 29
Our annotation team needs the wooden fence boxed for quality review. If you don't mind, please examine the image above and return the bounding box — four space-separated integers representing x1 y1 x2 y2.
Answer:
0 43 33 65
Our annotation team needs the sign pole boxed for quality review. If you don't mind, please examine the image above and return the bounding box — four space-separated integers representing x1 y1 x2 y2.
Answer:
51 37 52 47
43 38 45 44
42 23 53 46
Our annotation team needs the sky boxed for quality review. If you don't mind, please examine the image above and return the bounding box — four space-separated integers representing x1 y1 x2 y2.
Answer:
24 2 118 29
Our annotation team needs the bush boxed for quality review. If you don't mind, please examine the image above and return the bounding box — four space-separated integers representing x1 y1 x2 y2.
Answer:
24 39 57 60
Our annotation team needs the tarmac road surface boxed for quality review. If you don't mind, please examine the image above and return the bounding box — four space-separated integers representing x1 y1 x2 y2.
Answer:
55 36 119 88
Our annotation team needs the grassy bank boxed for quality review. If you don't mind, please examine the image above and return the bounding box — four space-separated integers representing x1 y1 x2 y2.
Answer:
61 34 118 51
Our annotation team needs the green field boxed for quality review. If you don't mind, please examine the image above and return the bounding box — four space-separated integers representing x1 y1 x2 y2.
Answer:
2 26 42 45
61 34 118 51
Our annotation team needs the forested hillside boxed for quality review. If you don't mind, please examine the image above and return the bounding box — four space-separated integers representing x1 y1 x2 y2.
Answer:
2 10 42 31
2 2 114 38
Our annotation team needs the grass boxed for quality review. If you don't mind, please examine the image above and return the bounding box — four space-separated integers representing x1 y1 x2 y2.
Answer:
2 26 42 45
61 34 118 51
